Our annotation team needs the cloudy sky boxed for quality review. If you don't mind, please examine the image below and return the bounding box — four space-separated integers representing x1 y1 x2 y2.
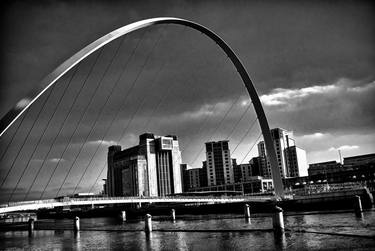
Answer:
0 0 374 201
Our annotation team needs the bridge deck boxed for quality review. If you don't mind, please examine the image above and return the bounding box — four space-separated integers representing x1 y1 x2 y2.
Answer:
0 196 275 214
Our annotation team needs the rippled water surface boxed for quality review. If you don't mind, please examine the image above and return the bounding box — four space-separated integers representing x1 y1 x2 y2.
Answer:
1 210 374 250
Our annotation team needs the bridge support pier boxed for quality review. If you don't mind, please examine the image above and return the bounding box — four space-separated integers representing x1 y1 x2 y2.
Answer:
354 195 363 217
244 204 251 219
171 209 176 221
272 206 284 233
74 216 80 232
121 211 126 222
28 218 34 235
145 214 152 233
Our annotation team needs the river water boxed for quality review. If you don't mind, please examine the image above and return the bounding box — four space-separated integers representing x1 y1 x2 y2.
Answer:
1 210 374 250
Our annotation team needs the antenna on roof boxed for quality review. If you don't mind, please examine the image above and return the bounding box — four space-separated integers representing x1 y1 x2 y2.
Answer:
338 150 343 164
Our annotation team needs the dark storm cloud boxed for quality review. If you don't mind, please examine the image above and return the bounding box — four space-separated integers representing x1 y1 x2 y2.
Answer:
1 0 374 201
263 78 375 134
1 0 374 115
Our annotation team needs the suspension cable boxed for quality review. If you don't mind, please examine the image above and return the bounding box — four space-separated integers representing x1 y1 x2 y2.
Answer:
0 108 29 161
88 26 184 194
74 62 165 194
87 30 167 193
239 132 262 164
72 35 164 195
180 44 236 154
190 92 244 167
179 57 228 155
141 67 174 131
132 62 166 134
0 80 56 190
147 35 202 135
8 74 74 201
22 68 79 201
231 117 258 155
225 102 252 140
55 37 127 197
141 27 189 132
38 48 104 200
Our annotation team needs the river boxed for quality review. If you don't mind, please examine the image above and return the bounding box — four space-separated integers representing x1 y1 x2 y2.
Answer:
1 210 374 250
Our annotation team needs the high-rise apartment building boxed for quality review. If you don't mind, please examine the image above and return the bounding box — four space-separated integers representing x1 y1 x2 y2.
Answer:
205 140 234 186
107 133 182 197
258 141 271 178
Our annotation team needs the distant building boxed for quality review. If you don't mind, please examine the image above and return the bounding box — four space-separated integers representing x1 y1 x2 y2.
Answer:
233 163 252 182
107 133 182 197
183 166 201 189
205 140 234 186
199 161 208 187
181 164 189 192
258 141 271 178
181 162 208 192
308 161 342 176
344 153 375 167
233 157 263 183
189 176 273 195
233 159 242 183
249 157 262 177
285 152 375 192
257 128 307 178
102 179 107 195
107 145 123 196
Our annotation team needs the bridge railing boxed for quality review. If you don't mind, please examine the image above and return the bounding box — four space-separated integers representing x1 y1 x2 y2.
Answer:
65 195 272 202
0 195 275 210
0 199 58 208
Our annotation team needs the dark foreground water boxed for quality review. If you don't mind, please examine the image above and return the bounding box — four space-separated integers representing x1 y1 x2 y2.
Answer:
1 210 375 250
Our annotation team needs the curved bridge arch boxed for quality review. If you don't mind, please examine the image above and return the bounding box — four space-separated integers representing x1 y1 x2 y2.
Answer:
0 17 283 197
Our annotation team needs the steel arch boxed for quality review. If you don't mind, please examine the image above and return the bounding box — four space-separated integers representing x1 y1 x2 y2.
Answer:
0 17 284 197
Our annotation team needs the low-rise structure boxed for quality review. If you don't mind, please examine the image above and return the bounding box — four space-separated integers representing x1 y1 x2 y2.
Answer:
308 161 342 176
189 177 273 195
344 153 375 167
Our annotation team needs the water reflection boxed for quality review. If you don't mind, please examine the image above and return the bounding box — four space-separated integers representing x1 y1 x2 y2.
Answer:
27 232 34 247
144 232 153 250
273 231 287 250
176 232 188 250
355 211 364 219
73 231 82 251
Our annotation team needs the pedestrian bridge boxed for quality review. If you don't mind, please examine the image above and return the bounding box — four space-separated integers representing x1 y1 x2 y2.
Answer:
0 195 275 214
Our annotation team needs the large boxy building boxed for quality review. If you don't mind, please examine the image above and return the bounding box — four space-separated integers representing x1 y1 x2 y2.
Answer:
107 133 182 197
